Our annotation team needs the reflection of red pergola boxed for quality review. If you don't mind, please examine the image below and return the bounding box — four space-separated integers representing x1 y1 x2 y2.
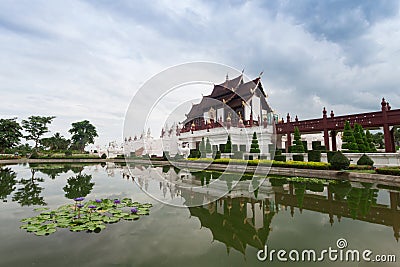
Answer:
276 98 400 152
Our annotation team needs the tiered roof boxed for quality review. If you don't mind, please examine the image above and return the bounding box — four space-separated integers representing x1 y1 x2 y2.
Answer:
183 73 272 124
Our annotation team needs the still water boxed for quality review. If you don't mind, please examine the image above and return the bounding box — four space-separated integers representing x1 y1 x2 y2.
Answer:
0 163 399 267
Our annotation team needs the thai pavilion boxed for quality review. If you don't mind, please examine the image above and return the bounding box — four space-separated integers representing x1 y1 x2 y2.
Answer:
174 72 276 158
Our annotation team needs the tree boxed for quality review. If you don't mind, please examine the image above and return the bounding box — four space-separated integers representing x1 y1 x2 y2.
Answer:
69 120 98 152
22 116 55 149
199 137 206 157
372 132 384 149
341 121 358 152
206 138 212 154
365 130 377 152
354 124 367 152
224 135 232 153
0 167 17 201
291 127 305 153
0 118 23 153
250 132 260 153
41 132 70 151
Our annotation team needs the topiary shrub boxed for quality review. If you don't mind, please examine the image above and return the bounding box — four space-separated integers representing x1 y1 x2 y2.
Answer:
330 151 350 170
308 150 321 162
189 149 200 158
101 153 107 159
292 154 304 161
327 151 335 163
215 151 221 159
274 155 286 162
357 154 374 166
250 132 261 153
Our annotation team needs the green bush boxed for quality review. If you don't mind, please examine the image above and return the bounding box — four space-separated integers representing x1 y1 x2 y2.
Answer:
189 149 200 158
215 151 221 159
30 150 39 159
376 167 400 176
275 149 282 156
312 141 321 150
327 151 335 163
291 127 305 153
357 154 374 166
116 154 125 159
274 155 286 162
292 154 304 161
308 151 321 162
65 150 73 156
101 153 107 159
330 151 350 170
250 132 260 153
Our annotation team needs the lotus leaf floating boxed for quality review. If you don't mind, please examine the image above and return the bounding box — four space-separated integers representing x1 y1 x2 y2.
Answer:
20 198 152 236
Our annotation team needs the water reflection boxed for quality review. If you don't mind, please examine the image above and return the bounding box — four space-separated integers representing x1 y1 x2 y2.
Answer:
12 169 46 206
63 174 94 199
0 167 17 202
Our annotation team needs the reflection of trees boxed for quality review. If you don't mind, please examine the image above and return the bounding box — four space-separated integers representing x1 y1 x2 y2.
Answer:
347 187 378 219
30 164 84 179
12 169 46 206
0 167 17 202
63 174 94 199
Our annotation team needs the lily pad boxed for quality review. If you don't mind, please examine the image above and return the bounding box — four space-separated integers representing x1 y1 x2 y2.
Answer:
20 197 152 236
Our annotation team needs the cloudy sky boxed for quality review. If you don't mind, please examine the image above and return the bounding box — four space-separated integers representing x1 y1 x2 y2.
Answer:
1 0 400 146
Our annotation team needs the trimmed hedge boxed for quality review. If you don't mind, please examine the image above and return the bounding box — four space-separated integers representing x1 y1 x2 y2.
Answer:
274 155 286 162
292 154 304 161
330 151 350 170
308 150 321 162
189 158 330 170
327 151 336 163
357 154 374 166
376 167 400 176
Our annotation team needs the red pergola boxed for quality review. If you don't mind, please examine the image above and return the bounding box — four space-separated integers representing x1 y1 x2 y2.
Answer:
276 98 399 152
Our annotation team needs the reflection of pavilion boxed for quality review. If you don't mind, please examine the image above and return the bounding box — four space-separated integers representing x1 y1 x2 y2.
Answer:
124 164 400 253
188 197 275 255
273 182 400 242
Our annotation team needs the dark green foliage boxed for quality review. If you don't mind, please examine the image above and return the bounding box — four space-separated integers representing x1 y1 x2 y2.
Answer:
65 150 73 156
275 149 282 156
308 150 321 162
312 141 321 150
341 121 358 152
365 130 377 152
63 174 94 199
69 120 98 152
357 154 374 166
274 155 286 162
291 127 305 153
215 150 221 159
372 132 384 149
101 153 107 159
22 116 55 149
302 141 308 152
219 144 225 153
0 167 17 201
41 132 70 151
318 145 326 152
0 118 23 153
224 135 232 153
287 146 293 153
327 151 335 163
330 151 350 170
30 150 39 159
189 149 200 158
292 154 304 161
206 138 212 154
250 132 260 153
354 124 367 152
376 167 400 176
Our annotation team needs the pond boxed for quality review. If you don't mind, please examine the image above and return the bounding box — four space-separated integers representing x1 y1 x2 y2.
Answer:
0 163 399 266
